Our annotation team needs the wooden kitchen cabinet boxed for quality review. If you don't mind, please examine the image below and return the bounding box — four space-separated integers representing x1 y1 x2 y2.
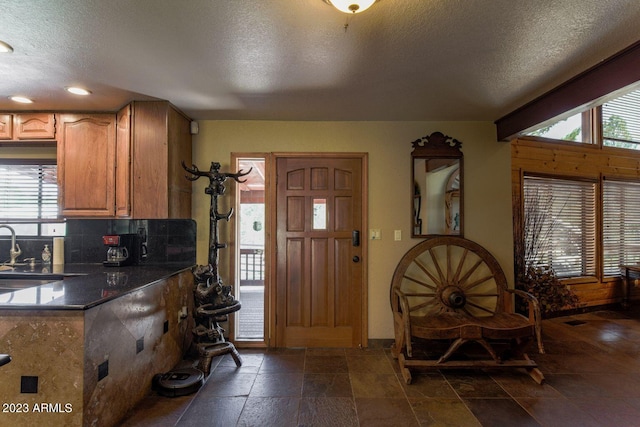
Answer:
0 113 55 140
57 114 116 217
15 113 56 139
0 114 12 139
117 101 192 219
53 102 190 219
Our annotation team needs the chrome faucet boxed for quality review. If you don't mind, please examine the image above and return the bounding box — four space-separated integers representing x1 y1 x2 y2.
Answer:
0 225 21 266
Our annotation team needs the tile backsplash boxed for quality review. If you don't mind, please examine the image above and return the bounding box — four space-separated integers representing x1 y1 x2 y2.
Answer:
0 219 196 265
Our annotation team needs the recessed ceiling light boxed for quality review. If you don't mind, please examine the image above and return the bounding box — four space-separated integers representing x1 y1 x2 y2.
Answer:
0 40 13 53
9 96 34 104
66 86 92 96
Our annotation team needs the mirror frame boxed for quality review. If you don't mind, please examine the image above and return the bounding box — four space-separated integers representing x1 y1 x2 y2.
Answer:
411 131 464 238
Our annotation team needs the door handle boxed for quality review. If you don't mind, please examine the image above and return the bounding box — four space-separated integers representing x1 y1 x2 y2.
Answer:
352 230 360 247
353 255 360 263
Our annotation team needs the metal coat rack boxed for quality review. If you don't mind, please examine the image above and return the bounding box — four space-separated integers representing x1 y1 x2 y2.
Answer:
182 161 251 375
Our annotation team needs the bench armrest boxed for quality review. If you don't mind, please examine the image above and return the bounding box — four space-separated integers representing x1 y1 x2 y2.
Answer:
505 289 544 354
393 288 415 356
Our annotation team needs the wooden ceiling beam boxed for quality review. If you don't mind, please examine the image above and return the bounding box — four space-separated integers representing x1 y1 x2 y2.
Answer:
495 39 640 141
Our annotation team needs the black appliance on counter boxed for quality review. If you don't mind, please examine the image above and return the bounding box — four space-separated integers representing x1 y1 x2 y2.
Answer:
102 233 147 267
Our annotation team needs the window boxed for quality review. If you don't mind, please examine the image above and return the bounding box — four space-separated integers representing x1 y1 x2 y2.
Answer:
603 180 640 275
523 176 596 278
524 87 640 149
525 112 586 142
602 89 640 149
0 161 62 236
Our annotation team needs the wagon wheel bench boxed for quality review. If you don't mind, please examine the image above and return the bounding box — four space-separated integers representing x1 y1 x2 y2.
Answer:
390 236 545 384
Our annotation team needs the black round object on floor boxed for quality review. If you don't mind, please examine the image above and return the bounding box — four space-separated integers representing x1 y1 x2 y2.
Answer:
152 367 204 397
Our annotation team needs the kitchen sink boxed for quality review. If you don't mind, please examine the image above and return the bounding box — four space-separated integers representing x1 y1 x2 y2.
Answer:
0 272 65 280
0 279 58 294
0 270 81 295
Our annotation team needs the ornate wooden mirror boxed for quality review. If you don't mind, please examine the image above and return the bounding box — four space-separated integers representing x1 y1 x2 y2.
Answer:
411 132 463 237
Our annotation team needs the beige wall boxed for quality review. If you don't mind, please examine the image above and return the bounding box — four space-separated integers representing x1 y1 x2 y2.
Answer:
0 146 56 159
191 120 511 339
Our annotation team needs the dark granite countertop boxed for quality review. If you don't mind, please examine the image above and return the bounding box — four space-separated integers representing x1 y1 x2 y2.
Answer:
0 263 194 310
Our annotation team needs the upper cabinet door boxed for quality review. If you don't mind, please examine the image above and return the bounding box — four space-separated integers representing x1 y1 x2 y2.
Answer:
0 114 12 139
14 113 56 139
57 114 116 217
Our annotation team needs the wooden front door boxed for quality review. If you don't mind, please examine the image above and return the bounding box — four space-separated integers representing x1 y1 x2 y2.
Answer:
275 155 365 348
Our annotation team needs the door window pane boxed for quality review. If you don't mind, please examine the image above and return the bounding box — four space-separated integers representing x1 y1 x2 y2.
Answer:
313 198 327 230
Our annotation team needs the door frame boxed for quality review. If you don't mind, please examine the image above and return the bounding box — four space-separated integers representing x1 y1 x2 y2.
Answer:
269 152 369 348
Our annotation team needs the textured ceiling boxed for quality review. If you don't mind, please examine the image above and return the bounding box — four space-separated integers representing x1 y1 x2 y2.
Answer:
0 0 639 122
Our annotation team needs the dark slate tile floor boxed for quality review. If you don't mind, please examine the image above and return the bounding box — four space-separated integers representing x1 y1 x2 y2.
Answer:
121 309 640 426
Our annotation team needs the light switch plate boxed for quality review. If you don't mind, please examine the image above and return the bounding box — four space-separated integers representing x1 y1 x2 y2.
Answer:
394 230 402 241
370 229 381 240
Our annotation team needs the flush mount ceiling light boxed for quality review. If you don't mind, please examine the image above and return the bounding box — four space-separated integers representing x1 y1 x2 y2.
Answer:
9 96 33 104
324 0 377 14
0 40 13 53
66 86 92 96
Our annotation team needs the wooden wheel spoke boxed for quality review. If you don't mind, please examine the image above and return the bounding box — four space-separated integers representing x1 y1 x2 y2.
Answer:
462 274 495 292
428 248 447 286
412 259 442 288
458 258 484 287
451 247 469 286
403 292 437 298
465 292 499 298
410 298 440 312
465 300 495 314
461 306 474 316
403 274 438 291
447 245 452 281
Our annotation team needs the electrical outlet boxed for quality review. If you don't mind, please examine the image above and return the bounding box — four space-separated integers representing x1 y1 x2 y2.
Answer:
394 230 402 241
21 376 38 393
98 360 109 382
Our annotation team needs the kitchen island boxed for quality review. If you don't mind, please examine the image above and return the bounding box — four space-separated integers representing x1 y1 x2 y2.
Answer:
0 263 195 427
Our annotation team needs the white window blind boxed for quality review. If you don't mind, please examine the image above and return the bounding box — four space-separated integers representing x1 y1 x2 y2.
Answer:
0 163 58 220
602 89 640 149
523 175 596 278
603 179 640 276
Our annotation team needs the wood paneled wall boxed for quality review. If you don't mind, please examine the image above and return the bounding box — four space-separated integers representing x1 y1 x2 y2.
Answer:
512 138 640 309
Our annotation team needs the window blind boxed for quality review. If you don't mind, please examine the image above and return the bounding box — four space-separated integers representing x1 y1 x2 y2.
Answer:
602 89 640 148
0 163 58 220
603 179 640 276
523 175 596 278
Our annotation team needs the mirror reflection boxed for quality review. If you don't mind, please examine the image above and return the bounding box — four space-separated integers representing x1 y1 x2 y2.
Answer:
411 132 463 237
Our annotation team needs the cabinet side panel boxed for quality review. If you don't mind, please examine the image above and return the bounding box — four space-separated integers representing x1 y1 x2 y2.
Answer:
116 105 132 217
168 106 192 218
132 102 169 218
